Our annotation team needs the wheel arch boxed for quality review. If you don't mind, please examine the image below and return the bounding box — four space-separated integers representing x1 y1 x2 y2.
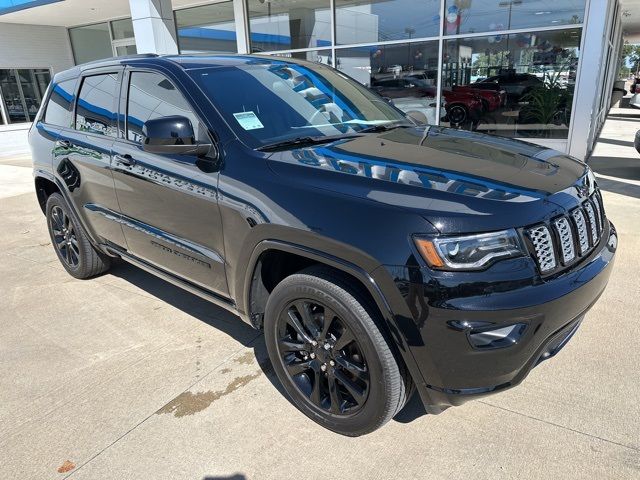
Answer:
34 170 114 257
241 240 426 393
34 171 60 214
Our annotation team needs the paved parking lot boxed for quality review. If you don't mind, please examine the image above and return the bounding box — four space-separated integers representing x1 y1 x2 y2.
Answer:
1 121 639 479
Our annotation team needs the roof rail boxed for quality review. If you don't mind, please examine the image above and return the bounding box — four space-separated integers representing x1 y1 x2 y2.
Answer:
78 53 160 69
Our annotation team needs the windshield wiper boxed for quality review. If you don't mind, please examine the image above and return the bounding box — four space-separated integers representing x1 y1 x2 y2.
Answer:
257 134 359 152
358 123 414 133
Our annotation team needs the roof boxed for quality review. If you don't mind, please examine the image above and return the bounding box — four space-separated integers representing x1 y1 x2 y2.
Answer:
53 53 313 82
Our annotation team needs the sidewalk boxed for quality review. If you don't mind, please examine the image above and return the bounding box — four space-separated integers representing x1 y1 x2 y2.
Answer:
589 105 640 198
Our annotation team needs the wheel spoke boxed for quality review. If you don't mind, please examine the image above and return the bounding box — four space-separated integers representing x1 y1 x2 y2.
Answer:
52 209 64 230
55 238 66 249
333 328 355 351
286 310 314 344
334 369 366 406
327 371 343 414
285 359 314 376
294 300 318 336
68 246 78 265
335 355 368 381
64 245 71 263
319 307 336 341
278 338 306 353
309 371 322 405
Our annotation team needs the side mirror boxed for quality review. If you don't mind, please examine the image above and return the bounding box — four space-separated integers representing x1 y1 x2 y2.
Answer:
142 115 212 156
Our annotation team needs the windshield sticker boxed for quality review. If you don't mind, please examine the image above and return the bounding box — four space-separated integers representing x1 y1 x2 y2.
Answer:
233 111 264 130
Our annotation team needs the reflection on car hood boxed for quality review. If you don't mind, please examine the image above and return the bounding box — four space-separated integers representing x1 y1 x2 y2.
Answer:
266 126 587 233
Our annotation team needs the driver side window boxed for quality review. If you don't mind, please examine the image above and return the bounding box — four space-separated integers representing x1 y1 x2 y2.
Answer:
126 71 200 143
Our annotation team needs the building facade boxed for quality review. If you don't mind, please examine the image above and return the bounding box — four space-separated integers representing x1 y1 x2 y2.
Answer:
0 0 633 160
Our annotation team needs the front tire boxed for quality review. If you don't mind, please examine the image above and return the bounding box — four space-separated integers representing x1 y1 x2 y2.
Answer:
448 104 468 126
264 266 409 436
46 192 111 279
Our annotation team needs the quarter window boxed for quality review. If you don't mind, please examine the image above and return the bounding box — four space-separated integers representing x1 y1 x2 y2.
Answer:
126 71 200 143
44 79 76 127
75 74 119 137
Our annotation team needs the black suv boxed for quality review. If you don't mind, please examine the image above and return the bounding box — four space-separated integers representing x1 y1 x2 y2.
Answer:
30 55 616 436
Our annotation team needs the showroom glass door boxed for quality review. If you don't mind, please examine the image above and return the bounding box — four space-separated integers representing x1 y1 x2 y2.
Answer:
0 68 51 124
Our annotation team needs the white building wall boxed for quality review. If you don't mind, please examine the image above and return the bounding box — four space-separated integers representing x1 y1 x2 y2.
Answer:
0 22 74 74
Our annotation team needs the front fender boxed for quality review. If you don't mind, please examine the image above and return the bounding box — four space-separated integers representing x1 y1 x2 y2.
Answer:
237 237 429 404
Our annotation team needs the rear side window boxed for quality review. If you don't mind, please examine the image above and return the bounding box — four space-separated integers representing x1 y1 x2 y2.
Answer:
75 73 119 137
126 71 200 143
43 79 76 127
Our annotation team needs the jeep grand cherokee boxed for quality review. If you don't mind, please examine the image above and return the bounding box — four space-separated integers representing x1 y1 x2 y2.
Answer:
30 54 616 436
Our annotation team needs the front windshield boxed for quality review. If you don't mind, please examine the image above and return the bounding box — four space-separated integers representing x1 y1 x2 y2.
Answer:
189 59 410 148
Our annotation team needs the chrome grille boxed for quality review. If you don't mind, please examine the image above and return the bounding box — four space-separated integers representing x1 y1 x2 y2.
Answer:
526 190 606 275
553 217 575 264
584 201 598 244
571 208 590 255
528 225 556 272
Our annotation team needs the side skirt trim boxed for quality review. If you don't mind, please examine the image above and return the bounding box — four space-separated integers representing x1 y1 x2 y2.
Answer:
105 245 252 326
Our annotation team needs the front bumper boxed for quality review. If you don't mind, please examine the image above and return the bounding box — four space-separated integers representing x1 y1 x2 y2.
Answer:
380 222 617 413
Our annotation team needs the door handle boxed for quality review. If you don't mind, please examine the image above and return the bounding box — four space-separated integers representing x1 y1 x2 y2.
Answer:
114 154 136 167
55 139 72 149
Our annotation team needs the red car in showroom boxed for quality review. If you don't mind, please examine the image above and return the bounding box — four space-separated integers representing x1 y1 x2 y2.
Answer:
371 77 483 125
453 85 506 111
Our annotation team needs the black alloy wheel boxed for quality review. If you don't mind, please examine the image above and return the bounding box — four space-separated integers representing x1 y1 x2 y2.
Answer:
276 299 370 415
45 192 111 279
264 266 412 436
49 205 80 268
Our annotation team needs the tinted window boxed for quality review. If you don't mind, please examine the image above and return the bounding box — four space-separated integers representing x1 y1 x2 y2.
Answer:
44 79 76 127
127 71 200 143
75 74 119 137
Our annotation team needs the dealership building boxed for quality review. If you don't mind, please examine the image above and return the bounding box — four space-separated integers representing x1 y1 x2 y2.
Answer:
0 0 638 160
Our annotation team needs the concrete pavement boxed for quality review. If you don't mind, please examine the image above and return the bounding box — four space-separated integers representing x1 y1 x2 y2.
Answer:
0 120 639 479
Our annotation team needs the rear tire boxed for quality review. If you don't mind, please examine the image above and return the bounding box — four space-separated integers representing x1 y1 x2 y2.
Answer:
46 192 111 279
264 266 410 436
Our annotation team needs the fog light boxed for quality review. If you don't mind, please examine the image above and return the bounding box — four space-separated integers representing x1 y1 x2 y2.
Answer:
448 321 527 350
468 323 527 350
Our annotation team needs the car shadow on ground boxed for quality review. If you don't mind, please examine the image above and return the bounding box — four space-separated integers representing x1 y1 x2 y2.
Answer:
107 261 260 347
203 475 247 480
107 261 430 426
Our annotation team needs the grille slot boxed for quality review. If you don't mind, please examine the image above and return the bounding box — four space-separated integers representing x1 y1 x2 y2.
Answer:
584 201 599 244
528 225 556 272
526 191 606 275
593 194 604 232
571 208 590 255
553 217 575 264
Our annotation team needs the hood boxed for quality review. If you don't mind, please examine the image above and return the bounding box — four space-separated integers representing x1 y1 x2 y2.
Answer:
266 126 588 233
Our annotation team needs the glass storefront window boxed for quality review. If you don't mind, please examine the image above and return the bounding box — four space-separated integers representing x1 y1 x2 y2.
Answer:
175 2 238 54
0 68 51 124
335 0 440 45
443 0 585 36
441 28 581 139
69 22 113 65
273 49 334 66
247 0 331 52
337 41 441 124
111 18 135 40
115 45 137 56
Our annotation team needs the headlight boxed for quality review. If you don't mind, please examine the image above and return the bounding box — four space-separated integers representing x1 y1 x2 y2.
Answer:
414 229 525 271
